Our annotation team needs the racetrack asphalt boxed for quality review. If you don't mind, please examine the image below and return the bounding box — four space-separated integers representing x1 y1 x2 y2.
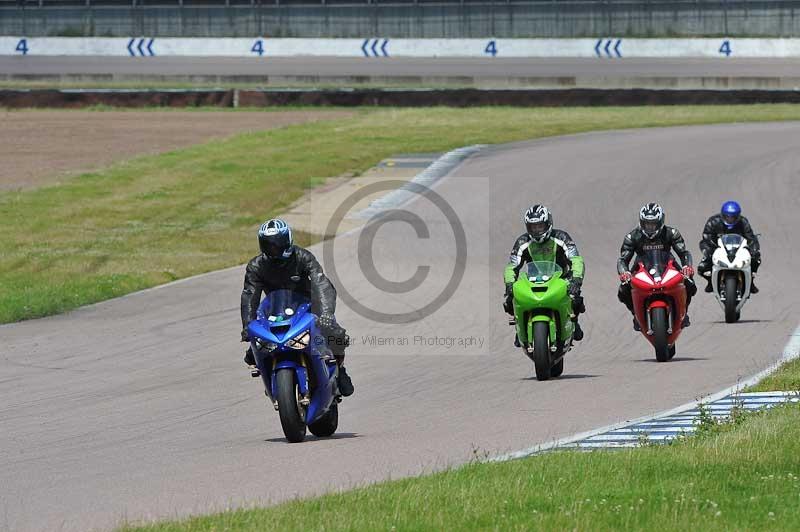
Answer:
1 122 798 531
5 56 800 79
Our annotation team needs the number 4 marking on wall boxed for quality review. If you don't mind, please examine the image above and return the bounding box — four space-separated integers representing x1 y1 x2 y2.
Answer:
16 39 29 55
719 40 732 57
485 40 497 57
251 40 264 57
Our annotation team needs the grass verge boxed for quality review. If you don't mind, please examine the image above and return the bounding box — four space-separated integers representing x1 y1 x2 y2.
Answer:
121 404 800 531
748 357 800 393
4 105 800 323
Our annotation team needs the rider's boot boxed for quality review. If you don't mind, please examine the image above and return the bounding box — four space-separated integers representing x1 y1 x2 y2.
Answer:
514 333 521 348
337 365 354 397
682 314 691 328
750 273 759 294
573 319 584 341
704 279 714 293
633 317 641 332
244 348 260 377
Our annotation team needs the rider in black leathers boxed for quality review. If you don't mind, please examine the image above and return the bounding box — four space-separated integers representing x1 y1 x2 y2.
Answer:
697 205 761 294
617 203 697 330
241 219 354 396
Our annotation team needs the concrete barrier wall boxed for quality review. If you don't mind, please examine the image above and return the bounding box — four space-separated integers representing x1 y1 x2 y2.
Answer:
4 36 800 58
4 3 800 39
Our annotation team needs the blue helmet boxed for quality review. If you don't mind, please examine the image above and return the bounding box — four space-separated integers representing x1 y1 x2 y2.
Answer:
258 218 293 260
720 201 742 229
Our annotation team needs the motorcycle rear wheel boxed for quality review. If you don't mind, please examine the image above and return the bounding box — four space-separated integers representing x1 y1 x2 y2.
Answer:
550 357 564 378
533 321 552 381
309 403 339 437
276 368 307 443
651 307 670 362
724 276 739 323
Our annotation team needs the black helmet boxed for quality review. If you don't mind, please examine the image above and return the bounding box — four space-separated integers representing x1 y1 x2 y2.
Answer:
524 204 553 243
258 218 294 260
639 202 665 239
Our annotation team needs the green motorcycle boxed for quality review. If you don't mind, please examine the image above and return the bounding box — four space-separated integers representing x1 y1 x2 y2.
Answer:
512 261 576 381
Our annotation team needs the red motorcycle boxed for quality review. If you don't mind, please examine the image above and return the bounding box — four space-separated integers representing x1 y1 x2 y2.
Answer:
629 250 688 362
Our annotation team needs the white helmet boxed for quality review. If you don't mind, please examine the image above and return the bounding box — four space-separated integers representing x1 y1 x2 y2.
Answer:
639 203 665 239
524 205 553 243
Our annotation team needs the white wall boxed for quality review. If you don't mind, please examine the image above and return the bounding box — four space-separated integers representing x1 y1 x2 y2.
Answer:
2 37 800 58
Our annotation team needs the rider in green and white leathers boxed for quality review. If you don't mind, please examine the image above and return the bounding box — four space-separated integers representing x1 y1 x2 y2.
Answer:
504 206 586 341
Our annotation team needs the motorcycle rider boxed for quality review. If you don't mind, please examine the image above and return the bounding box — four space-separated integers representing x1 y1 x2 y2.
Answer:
617 203 697 330
240 218 354 397
504 205 586 344
698 200 761 294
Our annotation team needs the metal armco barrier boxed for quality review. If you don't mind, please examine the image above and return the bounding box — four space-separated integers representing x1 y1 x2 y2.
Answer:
5 88 800 109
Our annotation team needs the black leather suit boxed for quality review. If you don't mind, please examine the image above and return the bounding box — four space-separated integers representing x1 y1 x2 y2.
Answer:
241 246 347 358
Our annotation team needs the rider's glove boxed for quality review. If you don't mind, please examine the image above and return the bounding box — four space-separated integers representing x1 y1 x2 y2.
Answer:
240 329 250 343
316 313 338 332
681 265 695 278
619 271 632 284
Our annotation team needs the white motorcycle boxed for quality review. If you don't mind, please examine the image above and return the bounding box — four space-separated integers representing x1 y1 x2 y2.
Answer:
710 234 752 323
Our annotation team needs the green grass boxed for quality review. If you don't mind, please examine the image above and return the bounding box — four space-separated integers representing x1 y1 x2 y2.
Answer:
4 105 800 323
121 402 800 532
748 357 800 393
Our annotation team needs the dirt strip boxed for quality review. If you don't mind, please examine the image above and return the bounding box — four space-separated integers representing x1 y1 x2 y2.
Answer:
0 110 351 190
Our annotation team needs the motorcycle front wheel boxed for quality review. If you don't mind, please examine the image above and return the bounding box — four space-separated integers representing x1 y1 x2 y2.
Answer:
533 321 552 381
651 307 670 362
724 275 740 323
276 368 307 443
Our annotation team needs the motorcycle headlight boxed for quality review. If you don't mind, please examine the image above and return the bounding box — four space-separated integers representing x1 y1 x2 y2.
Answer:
255 338 277 352
287 330 310 350
734 257 751 269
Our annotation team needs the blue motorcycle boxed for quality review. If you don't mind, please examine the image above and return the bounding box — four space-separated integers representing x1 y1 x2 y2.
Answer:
247 289 341 443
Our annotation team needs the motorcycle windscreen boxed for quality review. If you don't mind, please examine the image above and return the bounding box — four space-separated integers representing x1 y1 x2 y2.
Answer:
637 249 675 277
258 289 311 322
720 233 745 251
525 261 563 282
